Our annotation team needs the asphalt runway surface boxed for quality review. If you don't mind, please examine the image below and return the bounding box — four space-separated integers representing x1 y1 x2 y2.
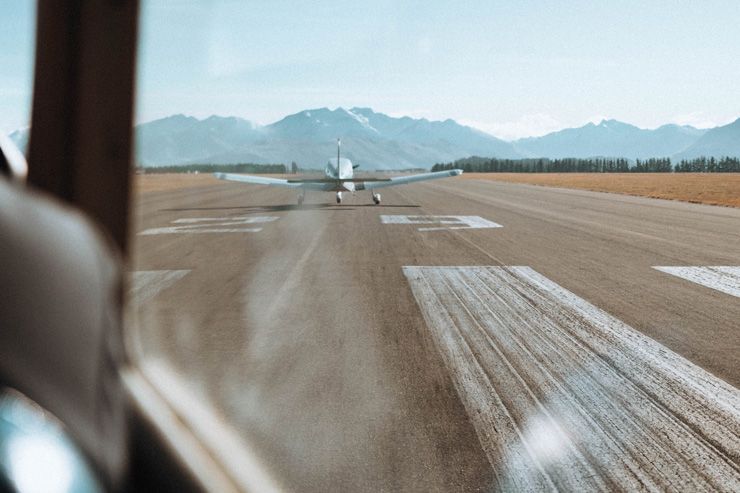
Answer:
130 177 740 492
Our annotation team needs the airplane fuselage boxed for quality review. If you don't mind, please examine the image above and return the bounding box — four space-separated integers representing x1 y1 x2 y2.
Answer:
324 157 356 192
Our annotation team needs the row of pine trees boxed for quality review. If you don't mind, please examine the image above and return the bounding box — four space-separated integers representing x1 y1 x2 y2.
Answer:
140 163 288 174
432 156 740 173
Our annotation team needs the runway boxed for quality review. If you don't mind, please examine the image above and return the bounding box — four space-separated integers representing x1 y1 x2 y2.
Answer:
130 177 740 492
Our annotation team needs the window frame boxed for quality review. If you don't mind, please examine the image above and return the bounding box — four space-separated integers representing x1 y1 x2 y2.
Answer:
25 2 241 490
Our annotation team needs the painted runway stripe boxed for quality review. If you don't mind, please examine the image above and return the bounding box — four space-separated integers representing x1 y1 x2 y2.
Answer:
380 215 502 231
130 270 190 304
403 266 740 492
654 266 740 298
139 216 278 235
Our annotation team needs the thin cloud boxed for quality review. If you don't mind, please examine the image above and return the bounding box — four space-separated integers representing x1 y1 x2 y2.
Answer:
672 112 737 129
460 114 565 141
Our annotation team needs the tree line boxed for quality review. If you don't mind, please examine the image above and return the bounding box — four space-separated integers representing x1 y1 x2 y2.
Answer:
138 163 287 174
674 156 740 172
432 156 740 173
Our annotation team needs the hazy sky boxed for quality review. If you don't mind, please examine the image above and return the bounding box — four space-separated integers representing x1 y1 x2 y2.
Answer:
1 1 35 134
4 1 740 138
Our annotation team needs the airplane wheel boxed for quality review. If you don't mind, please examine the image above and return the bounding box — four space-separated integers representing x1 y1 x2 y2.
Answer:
336 192 342 204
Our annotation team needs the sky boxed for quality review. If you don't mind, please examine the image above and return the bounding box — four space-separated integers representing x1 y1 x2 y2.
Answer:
1 1 35 134
3 0 740 139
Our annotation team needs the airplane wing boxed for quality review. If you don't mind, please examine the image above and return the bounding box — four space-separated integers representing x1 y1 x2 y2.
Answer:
363 169 463 189
214 172 328 190
215 168 463 191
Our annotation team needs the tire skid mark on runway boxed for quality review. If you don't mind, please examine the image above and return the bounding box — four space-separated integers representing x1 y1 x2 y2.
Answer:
403 266 740 492
130 270 190 304
447 270 658 490
462 268 731 489
254 220 328 325
436 271 603 491
405 270 555 491
654 266 740 298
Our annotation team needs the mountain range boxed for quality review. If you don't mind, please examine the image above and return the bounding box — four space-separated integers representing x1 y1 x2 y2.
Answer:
513 120 708 159
9 107 740 169
132 107 519 169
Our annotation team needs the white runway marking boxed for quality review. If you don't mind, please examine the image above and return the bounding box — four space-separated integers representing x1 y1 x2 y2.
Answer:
139 216 278 235
380 215 501 231
403 265 740 491
654 266 740 298
130 270 190 304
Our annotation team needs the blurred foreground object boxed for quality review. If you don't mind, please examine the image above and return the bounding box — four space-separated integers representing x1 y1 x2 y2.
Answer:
0 174 126 490
0 389 104 492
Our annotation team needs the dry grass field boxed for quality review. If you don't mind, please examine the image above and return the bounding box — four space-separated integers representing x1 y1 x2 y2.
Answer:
463 173 740 208
133 172 305 193
133 173 221 193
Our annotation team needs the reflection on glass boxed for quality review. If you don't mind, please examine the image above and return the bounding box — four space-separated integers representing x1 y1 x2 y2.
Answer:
0 390 103 493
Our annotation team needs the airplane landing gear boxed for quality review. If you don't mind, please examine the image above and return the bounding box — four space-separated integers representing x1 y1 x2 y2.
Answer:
372 192 381 205
297 193 305 205
336 192 342 204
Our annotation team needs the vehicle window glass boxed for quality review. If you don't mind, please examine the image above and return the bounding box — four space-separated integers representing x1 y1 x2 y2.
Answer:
1 1 36 154
130 2 740 492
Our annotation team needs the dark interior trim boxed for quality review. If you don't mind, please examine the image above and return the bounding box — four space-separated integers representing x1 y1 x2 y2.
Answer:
28 0 139 253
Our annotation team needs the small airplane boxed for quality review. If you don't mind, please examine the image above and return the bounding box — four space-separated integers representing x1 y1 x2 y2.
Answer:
214 139 463 205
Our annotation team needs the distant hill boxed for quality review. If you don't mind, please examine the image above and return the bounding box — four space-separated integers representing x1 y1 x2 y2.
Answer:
674 118 740 160
135 114 264 166
514 120 706 159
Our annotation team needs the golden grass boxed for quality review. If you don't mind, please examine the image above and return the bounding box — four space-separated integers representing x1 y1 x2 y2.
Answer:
463 173 740 208
132 172 303 193
133 173 221 193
